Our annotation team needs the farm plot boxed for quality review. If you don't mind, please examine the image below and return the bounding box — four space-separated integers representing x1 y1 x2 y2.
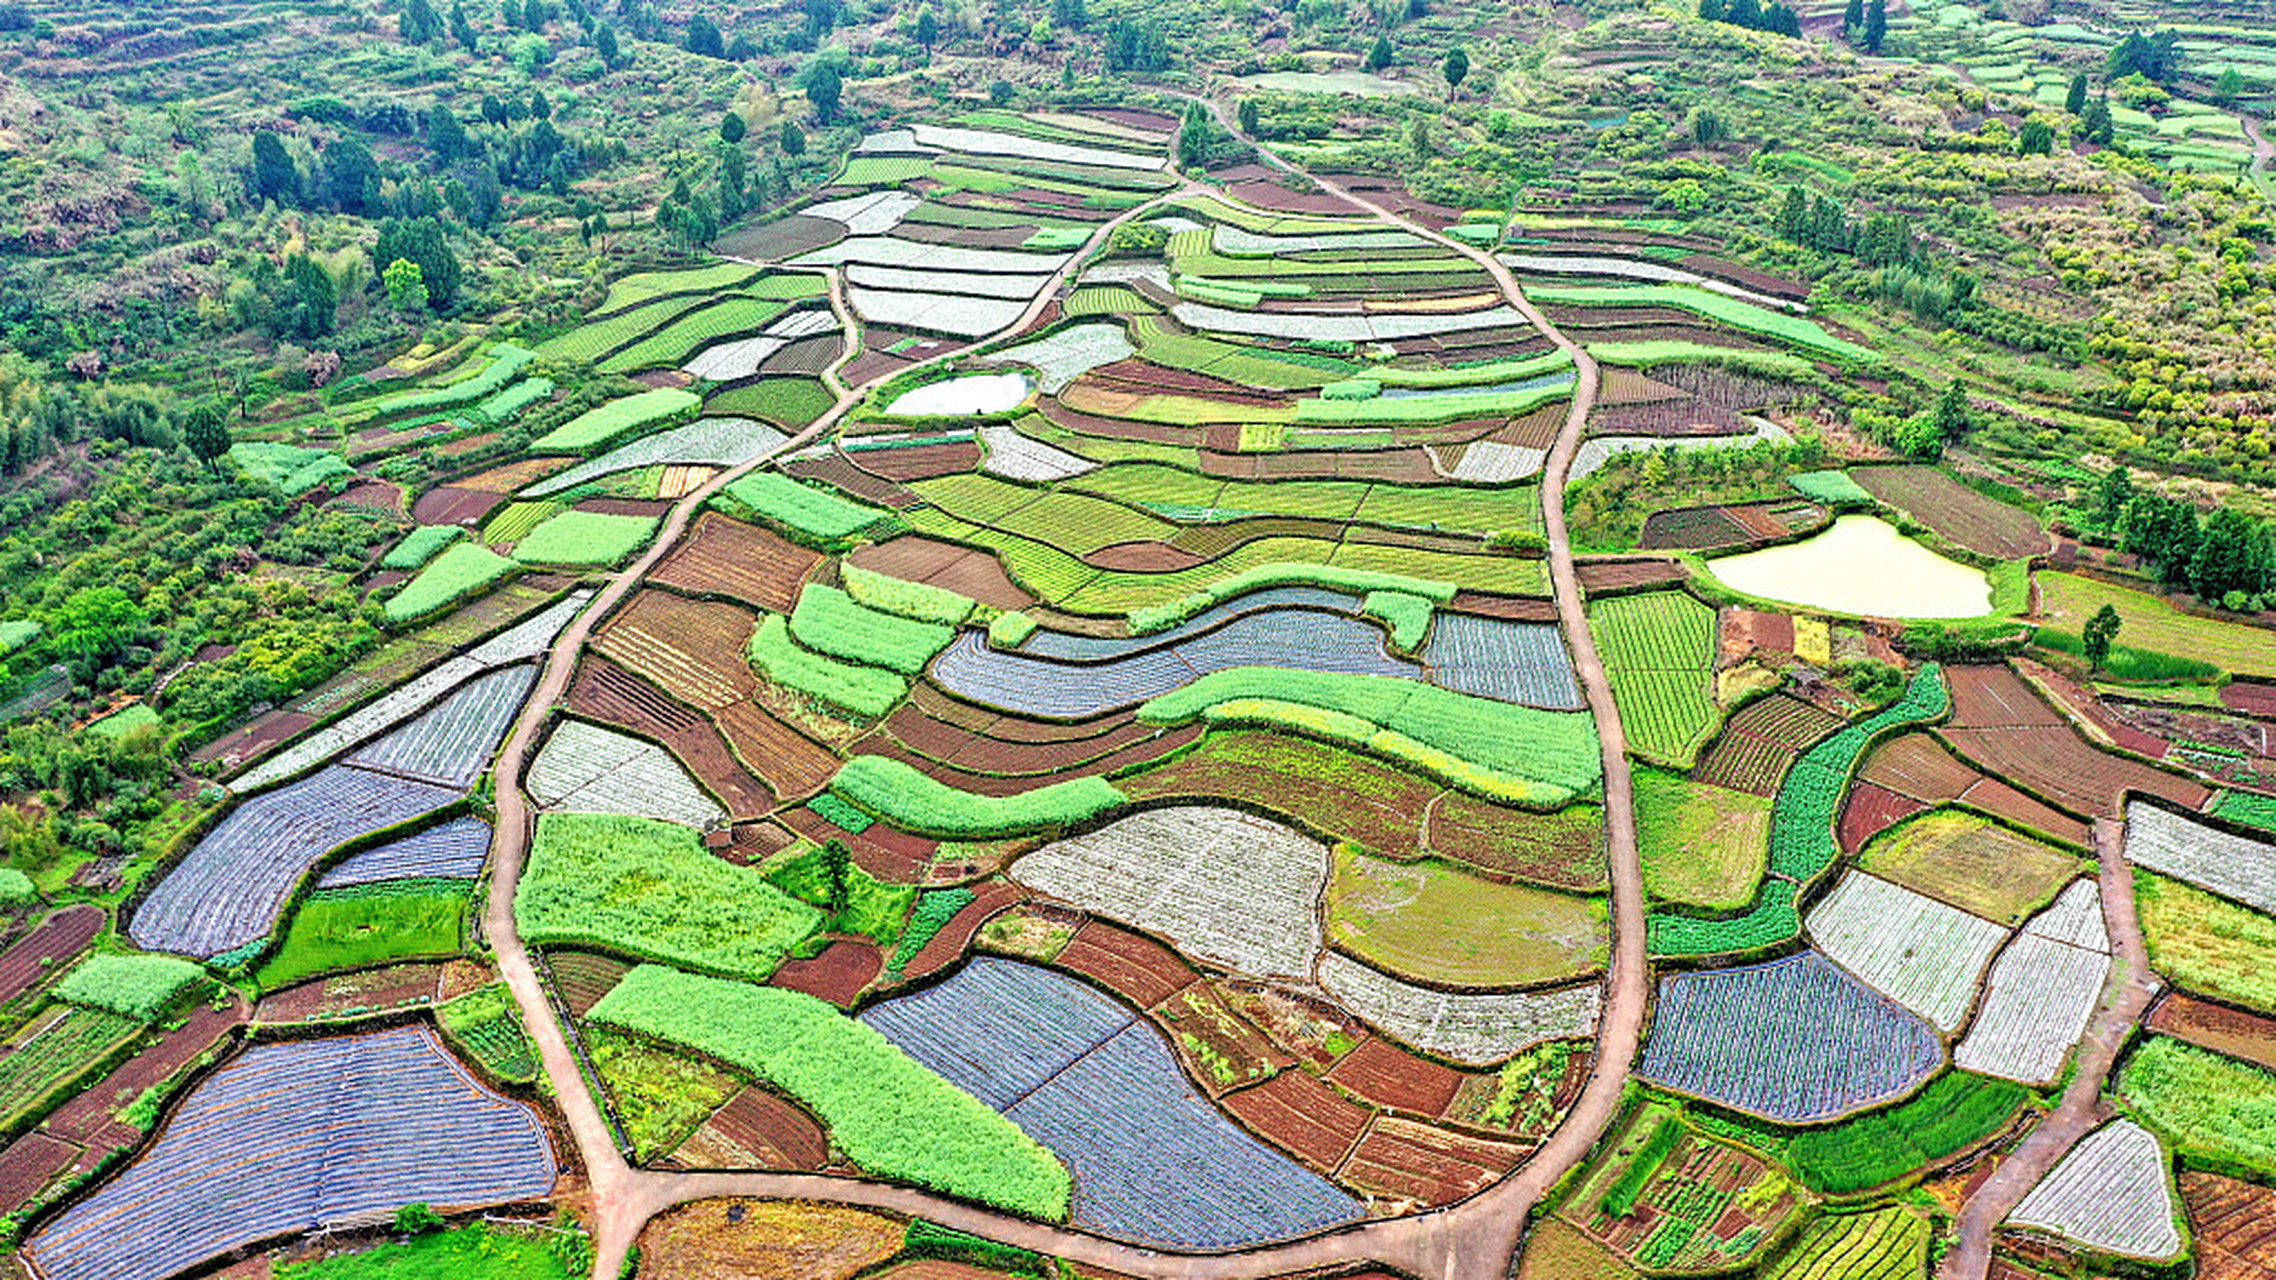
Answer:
2126 800 2276 914
534 387 703 453
0 1005 140 1132
650 512 822 612
1857 809 2080 926
1570 421 1790 484
2135 870 2276 1017
1011 807 1327 980
1955 885 2111 1084
592 589 757 711
1423 614 1583 710
1943 722 2210 820
1318 953 1601 1066
1772 666 1951 885
236 591 588 792
984 324 1135 393
342 664 533 788
789 584 954 675
2120 1035 2276 1182
720 471 898 547
929 609 1415 720
527 417 786 498
0 907 104 1007
1690 693 1843 797
22 1027 552 1280
386 543 518 623
1635 768 1769 910
863 958 1360 1248
1805 872 2008 1031
2004 1119 2184 1260
1327 848 1608 988
1637 950 1944 1122
1169 302 1531 344
1760 1206 1930 1280
2149 993 2276 1073
978 423 1098 482
1849 466 2048 559
518 813 819 979
849 288 1033 338
131 765 461 958
1779 1069 2029 1196
598 296 788 374
1589 592 1719 768
2183 1171 2276 1280
1560 1104 1806 1273
2038 572 2276 680
316 816 491 887
527 720 726 827
511 510 658 567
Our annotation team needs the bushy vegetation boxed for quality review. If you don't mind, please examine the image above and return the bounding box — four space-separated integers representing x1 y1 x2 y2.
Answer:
2119 1036 2276 1180
360 344 536 422
830 756 1126 837
380 525 467 570
1360 590 1435 654
274 1223 578 1279
841 564 978 626
518 813 822 980
588 964 1072 1217
53 953 206 1020
253 882 468 992
1784 1072 2030 1193
1131 564 1456 634
227 443 354 496
508 510 658 566
761 840 916 943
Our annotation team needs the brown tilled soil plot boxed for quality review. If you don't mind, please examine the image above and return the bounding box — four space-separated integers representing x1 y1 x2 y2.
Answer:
1222 1068 1372 1173
2148 994 2276 1073
0 906 104 1006
1852 465 2050 559
2184 1171 2276 1280
768 941 884 1009
1838 783 1931 857
1942 723 2210 819
1341 1114 1530 1205
592 590 758 711
1325 1036 1468 1116
674 1087 833 1172
650 511 822 613
410 485 508 528
1578 558 1689 594
848 536 1034 611
569 655 775 817
712 700 840 802
1946 664 2067 729
636 1200 901 1280
1051 920 1200 1011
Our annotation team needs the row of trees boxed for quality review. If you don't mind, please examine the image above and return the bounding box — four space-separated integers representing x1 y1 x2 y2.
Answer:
2096 469 2276 609
1698 0 1803 39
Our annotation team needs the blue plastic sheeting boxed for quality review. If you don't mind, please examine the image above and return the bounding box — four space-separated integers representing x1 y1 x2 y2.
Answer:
317 816 494 888
1637 949 1943 1123
932 608 1416 719
345 664 536 789
25 1027 555 1280
1019 587 1358 661
1424 613 1585 710
129 765 460 959
861 957 1130 1109
864 958 1361 1248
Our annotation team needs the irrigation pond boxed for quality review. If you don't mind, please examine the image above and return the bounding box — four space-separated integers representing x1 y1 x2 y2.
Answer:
1705 515 1993 618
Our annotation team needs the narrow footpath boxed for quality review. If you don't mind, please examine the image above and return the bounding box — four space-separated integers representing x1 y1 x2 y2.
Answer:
483 128 1646 1280
1938 815 2156 1280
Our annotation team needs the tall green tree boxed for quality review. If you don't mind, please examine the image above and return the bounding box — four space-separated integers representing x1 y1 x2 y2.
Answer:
685 12 724 56
375 216 461 309
1177 101 1209 170
1935 380 1969 440
2081 96 2114 145
427 104 475 163
2189 508 2272 604
1862 0 1886 52
2064 72 2089 114
2082 604 2121 670
323 135 381 213
1366 35 1392 71
2017 117 2055 155
250 130 299 206
450 1 479 50
177 402 231 471
2096 465 2133 529
801 58 843 122
914 4 938 51
280 254 338 339
1842 0 1861 31
719 111 746 143
383 258 430 313
1443 46 1468 97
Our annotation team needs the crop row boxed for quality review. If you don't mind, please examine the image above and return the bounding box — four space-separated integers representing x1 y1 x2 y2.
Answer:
1783 1071 2028 1194
829 755 1126 837
317 816 492 887
1803 871 2008 1032
2124 800 2276 914
749 613 909 718
2005 1119 2184 1260
1318 953 1601 1067
527 416 787 498
1768 665 1950 885
720 471 897 548
533 387 704 453
597 296 788 374
342 664 534 789
526 720 727 827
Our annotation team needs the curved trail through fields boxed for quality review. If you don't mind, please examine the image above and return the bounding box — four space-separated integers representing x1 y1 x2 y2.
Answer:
1938 814 2157 1280
484 127 1643 1280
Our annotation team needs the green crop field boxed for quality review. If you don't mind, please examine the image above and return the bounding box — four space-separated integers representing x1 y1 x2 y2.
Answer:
254 881 468 992
2136 869 2276 1016
722 472 896 547
510 510 658 567
533 388 703 453
597 296 787 374
830 755 1127 837
55 954 207 1020
2039 572 2276 679
1529 284 1874 362
1636 769 1769 910
1590 592 1721 768
385 543 519 623
2119 1036 2276 1179
788 584 955 675
749 614 910 718
1759 1206 1930 1280
1328 847 1609 986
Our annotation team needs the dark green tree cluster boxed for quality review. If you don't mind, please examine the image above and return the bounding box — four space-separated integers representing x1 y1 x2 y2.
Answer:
1104 18 1169 72
1698 0 1803 39
2102 469 2276 609
2106 29 2182 83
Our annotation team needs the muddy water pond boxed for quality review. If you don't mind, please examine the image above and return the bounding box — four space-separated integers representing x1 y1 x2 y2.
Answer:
1706 514 1992 618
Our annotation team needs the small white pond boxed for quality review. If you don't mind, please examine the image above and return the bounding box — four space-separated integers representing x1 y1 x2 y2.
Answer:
1236 70 1413 96
1706 514 1993 618
886 372 1032 417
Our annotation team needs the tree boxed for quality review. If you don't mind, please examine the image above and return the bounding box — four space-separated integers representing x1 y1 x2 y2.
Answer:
913 4 937 51
1366 35 1392 71
1775 185 1807 241
250 130 298 206
1237 98 1259 136
1862 0 1886 52
2081 95 2114 145
281 254 337 338
450 1 479 50
780 121 806 155
427 104 475 164
819 839 852 916
1842 0 1861 32
2189 508 2272 604
178 402 230 470
49 587 145 665
2096 465 2133 529
2082 604 2121 670
685 12 724 56
402 0 443 42
1935 380 1969 439
383 258 430 313
1177 101 1209 170
801 58 843 122
2216 67 2244 103
1697 0 1725 21
595 22 620 65
323 135 381 213
2017 117 2055 155
719 111 746 143
2065 71 2089 114
1443 47 1468 97
374 216 461 308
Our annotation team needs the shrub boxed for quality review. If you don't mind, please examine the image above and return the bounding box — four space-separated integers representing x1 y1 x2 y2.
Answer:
54 953 206 1020
748 614 908 718
0 869 34 907
830 756 1126 837
380 524 466 570
842 563 978 625
588 965 1072 1218
517 813 822 980
760 842 915 943
789 585 956 675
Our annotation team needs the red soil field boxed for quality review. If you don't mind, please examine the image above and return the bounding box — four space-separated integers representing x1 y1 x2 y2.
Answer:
0 1133 75 1217
1326 1037 1466 1116
549 950 630 1017
848 537 1036 612
680 1087 833 1171
456 456 577 493
1221 1069 1372 1173
1956 778 2093 848
592 590 758 711
1341 1115 1529 1205
1598 370 1689 405
2223 681 2276 718
1695 731 1799 799
768 941 883 1009
893 222 1038 249
877 702 1183 777
186 708 315 772
2148 994 2276 1073
2183 1171 2276 1280
2021 659 2176 759
1942 724 2210 819
1721 607 1796 663
1120 729 1437 862
255 964 442 1023
569 656 776 817
866 727 1202 797
1225 180 1353 216
1150 982 1294 1097
1577 558 1688 594
712 701 840 802
330 481 405 513
849 441 985 483
40 1004 242 1143
1838 783 1929 857
1082 106 1178 131
1445 592 1560 623
1205 448 1443 485
576 497 673 518
781 452 922 508
778 807 940 884
1851 466 2049 559
1090 361 1291 406
890 880 1028 985
708 213 844 262
1427 792 1609 893
1861 734 1982 802
0 906 104 1007
410 485 508 528
1642 506 1752 553
1053 921 1200 1011
1946 665 2067 730
435 429 501 456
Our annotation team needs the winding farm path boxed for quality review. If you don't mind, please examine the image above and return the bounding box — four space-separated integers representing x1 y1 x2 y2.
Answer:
481 127 1645 1280
1937 815 2158 1280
